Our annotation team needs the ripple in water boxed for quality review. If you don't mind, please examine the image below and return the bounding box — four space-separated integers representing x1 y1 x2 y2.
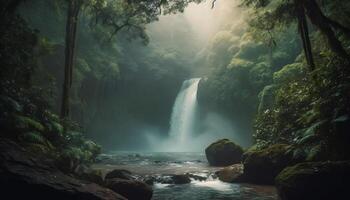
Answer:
93 152 278 200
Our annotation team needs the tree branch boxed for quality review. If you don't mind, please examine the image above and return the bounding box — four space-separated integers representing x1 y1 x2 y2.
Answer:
211 0 217 9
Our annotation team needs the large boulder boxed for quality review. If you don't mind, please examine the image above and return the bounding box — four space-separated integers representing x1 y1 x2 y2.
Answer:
105 169 134 180
276 161 350 200
216 164 244 183
77 168 104 185
242 144 294 184
205 139 244 166
0 139 126 200
105 178 153 200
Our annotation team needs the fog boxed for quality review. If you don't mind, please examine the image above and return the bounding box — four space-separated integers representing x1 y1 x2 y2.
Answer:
98 0 250 152
18 0 252 152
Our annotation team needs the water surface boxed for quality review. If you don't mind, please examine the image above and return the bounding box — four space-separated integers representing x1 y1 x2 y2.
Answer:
93 152 277 200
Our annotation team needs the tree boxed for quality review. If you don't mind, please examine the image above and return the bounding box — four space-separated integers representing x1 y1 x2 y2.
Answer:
59 0 202 119
1 0 26 15
241 0 350 71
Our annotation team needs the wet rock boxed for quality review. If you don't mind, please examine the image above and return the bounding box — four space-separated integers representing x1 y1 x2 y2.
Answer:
243 144 294 184
276 161 350 200
105 169 134 180
216 164 245 183
0 139 126 200
186 173 207 181
105 178 153 200
142 175 156 185
155 174 191 184
205 139 244 166
171 174 191 184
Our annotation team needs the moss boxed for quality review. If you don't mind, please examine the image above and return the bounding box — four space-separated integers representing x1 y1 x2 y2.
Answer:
242 144 294 184
245 144 291 159
205 139 244 166
273 62 306 83
207 139 244 154
276 161 350 200
275 162 314 187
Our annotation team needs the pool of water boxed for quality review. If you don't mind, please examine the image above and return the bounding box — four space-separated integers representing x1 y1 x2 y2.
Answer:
92 152 277 200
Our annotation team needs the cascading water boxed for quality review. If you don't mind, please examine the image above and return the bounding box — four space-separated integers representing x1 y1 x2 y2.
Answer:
168 78 201 148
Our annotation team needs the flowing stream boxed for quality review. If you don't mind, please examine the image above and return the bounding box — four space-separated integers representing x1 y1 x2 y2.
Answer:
93 152 277 200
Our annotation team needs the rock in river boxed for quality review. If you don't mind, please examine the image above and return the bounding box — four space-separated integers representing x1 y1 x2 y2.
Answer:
216 164 245 183
205 139 244 166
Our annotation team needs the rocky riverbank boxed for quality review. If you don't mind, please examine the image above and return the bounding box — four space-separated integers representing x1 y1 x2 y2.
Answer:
206 138 350 200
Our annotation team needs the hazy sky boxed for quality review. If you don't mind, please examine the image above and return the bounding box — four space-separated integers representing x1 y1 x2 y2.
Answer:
147 0 242 48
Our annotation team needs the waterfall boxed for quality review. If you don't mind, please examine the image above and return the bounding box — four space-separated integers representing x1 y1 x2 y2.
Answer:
169 78 201 146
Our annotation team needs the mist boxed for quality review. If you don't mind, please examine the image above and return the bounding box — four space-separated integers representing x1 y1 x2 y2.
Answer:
3 0 349 198
78 0 250 152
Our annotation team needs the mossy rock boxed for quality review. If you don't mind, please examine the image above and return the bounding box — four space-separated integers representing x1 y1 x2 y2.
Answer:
205 139 244 166
216 164 244 183
276 161 350 200
242 144 294 184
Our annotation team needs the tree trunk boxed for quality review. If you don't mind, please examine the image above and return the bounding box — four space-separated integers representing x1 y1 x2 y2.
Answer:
61 0 81 119
303 0 350 60
295 1 315 71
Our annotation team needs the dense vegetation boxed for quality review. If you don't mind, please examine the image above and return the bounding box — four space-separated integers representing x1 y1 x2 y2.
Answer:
1 0 350 199
0 0 199 169
198 0 350 161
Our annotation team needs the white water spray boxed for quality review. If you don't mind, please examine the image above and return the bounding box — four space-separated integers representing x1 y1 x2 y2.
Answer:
169 78 201 147
146 78 243 152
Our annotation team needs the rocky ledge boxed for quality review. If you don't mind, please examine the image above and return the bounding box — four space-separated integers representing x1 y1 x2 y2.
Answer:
0 139 126 200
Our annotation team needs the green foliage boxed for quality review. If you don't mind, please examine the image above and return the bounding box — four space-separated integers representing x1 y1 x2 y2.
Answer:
198 20 300 142
273 62 306 83
14 114 45 132
254 47 350 153
0 15 37 100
